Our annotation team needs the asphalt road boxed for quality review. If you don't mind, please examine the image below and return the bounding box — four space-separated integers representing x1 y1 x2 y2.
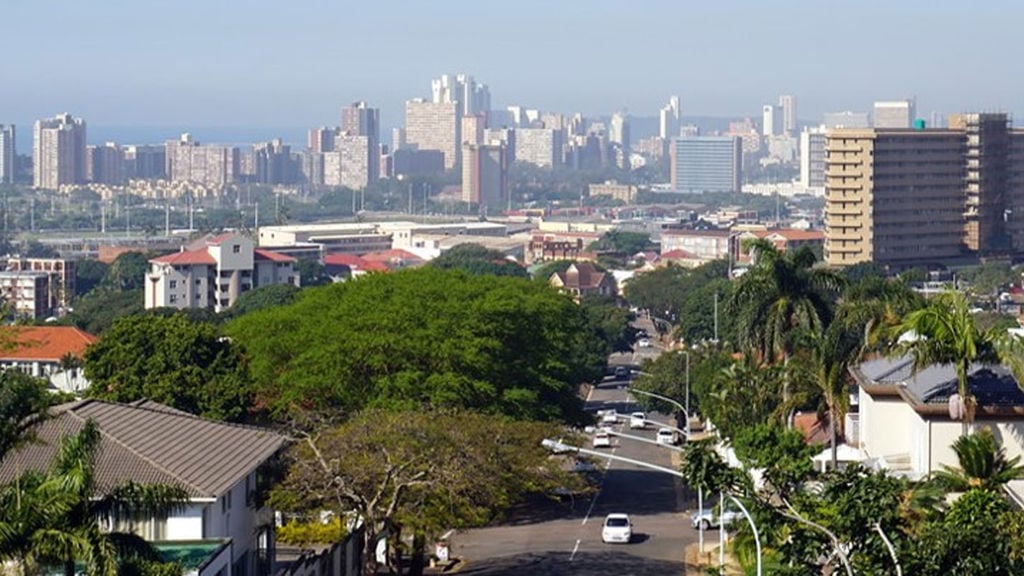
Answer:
448 376 700 575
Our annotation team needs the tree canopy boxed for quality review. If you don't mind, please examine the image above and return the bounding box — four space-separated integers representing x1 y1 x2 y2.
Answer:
226 267 604 423
429 243 529 278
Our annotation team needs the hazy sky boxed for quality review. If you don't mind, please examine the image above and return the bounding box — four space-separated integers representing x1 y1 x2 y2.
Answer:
3 0 1022 137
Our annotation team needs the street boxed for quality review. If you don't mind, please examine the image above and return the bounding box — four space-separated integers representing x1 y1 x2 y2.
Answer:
447 370 699 575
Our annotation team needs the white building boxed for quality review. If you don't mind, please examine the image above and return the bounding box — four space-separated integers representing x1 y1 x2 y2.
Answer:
145 233 298 313
0 326 96 394
800 127 826 189
873 99 916 128
0 271 51 319
761 105 776 137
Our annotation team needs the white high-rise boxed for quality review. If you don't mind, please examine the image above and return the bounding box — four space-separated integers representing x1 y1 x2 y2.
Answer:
659 96 680 139
778 95 797 135
33 113 87 190
873 99 916 128
0 125 14 184
431 74 491 118
762 105 776 137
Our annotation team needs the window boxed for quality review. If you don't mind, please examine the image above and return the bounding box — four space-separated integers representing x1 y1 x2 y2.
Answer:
169 295 177 303
233 245 241 253
169 280 177 289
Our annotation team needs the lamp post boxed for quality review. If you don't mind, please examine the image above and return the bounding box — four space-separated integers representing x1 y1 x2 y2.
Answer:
627 386 691 438
542 438 762 576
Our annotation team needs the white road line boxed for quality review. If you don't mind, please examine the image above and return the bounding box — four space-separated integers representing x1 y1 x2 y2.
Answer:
569 539 580 561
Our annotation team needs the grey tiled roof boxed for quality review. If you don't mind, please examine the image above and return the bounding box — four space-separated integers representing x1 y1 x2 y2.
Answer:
857 355 1024 408
0 399 288 498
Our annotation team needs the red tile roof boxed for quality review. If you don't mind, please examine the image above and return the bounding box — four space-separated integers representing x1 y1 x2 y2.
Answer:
253 249 296 263
660 249 699 260
362 249 424 265
0 326 98 362
150 248 217 265
323 254 389 272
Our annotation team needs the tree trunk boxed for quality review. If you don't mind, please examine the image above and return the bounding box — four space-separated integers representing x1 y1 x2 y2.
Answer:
409 532 427 576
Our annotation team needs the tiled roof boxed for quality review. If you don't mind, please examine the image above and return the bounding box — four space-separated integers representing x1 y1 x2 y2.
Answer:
660 249 700 260
150 248 217 266
206 233 237 246
855 355 1024 408
0 326 98 362
362 249 424 263
552 262 610 291
0 399 288 498
323 254 389 272
253 249 296 263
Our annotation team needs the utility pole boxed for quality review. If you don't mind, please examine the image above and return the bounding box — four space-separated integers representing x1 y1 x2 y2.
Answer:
713 291 719 343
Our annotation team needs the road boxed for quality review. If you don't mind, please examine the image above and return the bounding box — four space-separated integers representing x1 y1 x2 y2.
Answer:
448 372 699 575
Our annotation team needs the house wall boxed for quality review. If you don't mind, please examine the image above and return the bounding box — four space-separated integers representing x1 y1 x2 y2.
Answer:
924 420 962 474
203 470 265 576
166 503 206 540
146 263 212 310
199 542 234 576
859 389 916 458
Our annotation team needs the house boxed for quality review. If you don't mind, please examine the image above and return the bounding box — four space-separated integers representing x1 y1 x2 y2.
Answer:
658 249 705 269
145 233 299 313
323 253 389 281
659 229 732 264
549 262 616 300
852 355 1024 481
0 399 289 576
0 326 97 394
734 228 825 265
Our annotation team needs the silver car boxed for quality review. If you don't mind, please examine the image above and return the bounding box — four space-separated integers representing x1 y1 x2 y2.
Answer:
691 506 742 530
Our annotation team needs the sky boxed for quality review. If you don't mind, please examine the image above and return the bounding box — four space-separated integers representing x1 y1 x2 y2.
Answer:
3 0 1022 145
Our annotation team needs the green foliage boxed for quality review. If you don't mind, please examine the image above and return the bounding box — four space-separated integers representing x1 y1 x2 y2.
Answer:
429 243 529 278
676 277 736 344
224 283 302 319
701 359 787 440
74 259 110 297
118 559 185 576
295 259 331 287
932 427 1024 491
958 262 1018 297
276 517 346 546
84 313 253 421
625 259 729 329
227 268 602 423
587 230 652 257
65 289 144 334
579 294 634 354
731 423 817 494
101 252 152 291
0 370 52 460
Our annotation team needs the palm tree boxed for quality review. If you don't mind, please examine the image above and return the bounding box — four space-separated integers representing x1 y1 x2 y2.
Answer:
892 290 1024 435
840 274 924 356
0 420 189 576
932 427 1024 491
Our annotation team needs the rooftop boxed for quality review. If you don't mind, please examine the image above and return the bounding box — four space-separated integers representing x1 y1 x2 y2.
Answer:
0 326 98 362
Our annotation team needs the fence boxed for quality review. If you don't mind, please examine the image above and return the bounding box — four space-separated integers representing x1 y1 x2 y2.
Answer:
275 525 365 576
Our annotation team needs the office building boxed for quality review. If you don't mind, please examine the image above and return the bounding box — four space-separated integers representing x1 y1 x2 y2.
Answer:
87 142 126 185
431 74 490 118
823 128 966 267
609 112 630 152
0 125 14 184
461 142 508 215
124 145 166 180
779 95 797 135
405 99 460 170
165 134 240 186
823 111 871 129
515 128 562 168
800 128 827 189
762 105 776 137
670 136 742 193
308 127 336 154
873 100 915 128
341 101 380 187
33 113 87 189
659 96 680 139
252 139 294 185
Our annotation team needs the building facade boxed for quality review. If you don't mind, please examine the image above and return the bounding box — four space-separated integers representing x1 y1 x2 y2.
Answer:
404 99 460 170
800 128 826 188
779 94 797 135
0 271 51 319
145 233 298 313
33 113 87 189
87 142 126 185
873 100 916 129
514 128 562 168
124 145 166 180
461 142 508 214
5 257 76 313
340 101 380 187
166 134 240 186
670 136 742 193
0 124 14 184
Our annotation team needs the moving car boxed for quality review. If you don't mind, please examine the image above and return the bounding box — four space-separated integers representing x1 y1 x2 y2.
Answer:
600 410 620 426
691 506 743 530
656 427 678 446
629 412 647 429
601 513 632 544
593 431 612 448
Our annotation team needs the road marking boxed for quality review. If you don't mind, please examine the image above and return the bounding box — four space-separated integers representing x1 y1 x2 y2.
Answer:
569 539 580 561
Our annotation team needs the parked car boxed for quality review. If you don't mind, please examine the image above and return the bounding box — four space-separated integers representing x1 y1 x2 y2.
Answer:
656 427 678 446
602 513 633 544
593 431 612 448
637 338 652 348
614 366 629 379
691 506 743 530
629 412 647 429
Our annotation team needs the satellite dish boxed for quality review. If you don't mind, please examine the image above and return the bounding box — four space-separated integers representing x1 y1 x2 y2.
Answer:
949 393 964 420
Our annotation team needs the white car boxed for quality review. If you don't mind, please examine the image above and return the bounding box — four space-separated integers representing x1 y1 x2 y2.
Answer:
629 412 647 429
656 427 678 446
593 431 612 448
637 337 652 348
691 506 743 530
600 410 619 426
601 513 632 544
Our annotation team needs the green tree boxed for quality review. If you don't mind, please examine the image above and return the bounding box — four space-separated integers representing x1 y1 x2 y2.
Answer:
227 268 603 423
731 423 817 497
83 314 252 421
579 294 634 354
295 259 331 287
429 243 529 278
932 427 1024 491
222 283 301 319
0 370 51 460
64 289 144 334
270 409 571 575
893 290 1024 434
101 252 151 291
74 260 110 297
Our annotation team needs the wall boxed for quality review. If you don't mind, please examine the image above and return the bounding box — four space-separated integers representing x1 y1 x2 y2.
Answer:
859 389 916 459
166 504 207 540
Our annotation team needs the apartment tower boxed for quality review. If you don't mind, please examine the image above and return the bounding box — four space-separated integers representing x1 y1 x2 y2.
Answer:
0 125 14 184
33 113 87 189
405 99 460 170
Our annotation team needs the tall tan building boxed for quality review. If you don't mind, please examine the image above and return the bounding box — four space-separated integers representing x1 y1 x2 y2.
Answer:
404 99 460 170
824 129 966 267
340 101 379 187
461 142 508 215
165 133 240 186
33 113 87 189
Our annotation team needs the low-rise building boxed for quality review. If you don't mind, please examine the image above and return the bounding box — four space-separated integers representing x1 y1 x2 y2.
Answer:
0 326 97 394
145 233 298 313
0 271 51 319
549 262 616 300
5 256 76 312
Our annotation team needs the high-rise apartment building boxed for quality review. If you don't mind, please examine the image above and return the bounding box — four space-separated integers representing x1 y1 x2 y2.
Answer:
341 101 380 187
873 100 916 128
165 134 240 186
514 128 562 168
779 95 797 135
253 139 294 185
462 114 486 147
799 128 826 189
405 99 460 170
659 96 680 139
33 113 87 189
87 142 125 185
670 136 742 193
432 74 490 117
461 142 508 215
308 127 336 154
609 112 630 152
124 145 166 180
762 105 776 137
324 134 371 190
823 111 871 129
0 125 15 184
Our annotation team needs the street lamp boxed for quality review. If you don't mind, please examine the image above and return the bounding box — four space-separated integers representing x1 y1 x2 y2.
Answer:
626 385 691 438
541 438 762 576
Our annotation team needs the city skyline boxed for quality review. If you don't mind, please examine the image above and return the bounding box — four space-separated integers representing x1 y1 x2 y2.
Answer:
3 0 1022 148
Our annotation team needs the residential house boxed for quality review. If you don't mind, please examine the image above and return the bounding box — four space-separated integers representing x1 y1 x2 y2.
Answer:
549 262 616 300
145 233 298 313
659 229 732 264
323 253 389 281
734 228 825 265
0 326 97 394
0 399 289 576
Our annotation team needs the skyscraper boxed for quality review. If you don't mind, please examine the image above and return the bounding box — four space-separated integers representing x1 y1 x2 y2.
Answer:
87 142 125 185
609 112 630 152
341 101 380 187
462 141 508 215
0 125 14 184
799 128 826 189
779 94 797 135
432 74 490 117
308 127 336 154
659 96 680 139
405 99 461 170
165 133 239 186
514 128 562 168
761 105 776 137
670 136 742 193
873 100 916 128
33 113 87 189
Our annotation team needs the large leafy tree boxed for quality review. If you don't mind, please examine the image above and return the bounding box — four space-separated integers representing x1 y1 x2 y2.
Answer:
84 313 252 422
270 409 571 575
429 243 529 278
0 370 52 461
65 289 144 335
227 268 603 424
893 290 1024 434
